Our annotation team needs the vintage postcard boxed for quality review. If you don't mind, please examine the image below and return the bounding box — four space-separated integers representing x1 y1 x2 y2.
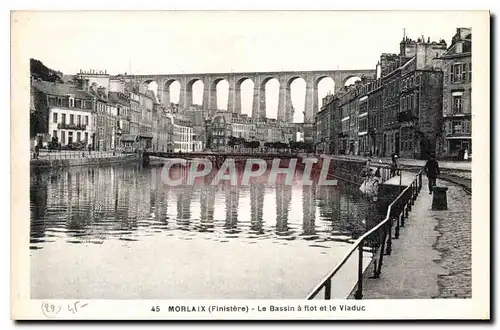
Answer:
11 10 490 320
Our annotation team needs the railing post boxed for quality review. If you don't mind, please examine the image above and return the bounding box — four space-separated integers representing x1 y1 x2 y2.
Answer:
385 219 392 255
407 189 412 212
354 241 364 300
412 182 416 204
375 228 386 278
395 214 401 238
324 279 331 300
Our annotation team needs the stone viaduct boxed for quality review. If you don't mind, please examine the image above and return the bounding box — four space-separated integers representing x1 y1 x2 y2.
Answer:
128 69 375 123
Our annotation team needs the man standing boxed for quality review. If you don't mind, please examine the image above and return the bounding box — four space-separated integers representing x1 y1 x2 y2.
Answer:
424 154 440 194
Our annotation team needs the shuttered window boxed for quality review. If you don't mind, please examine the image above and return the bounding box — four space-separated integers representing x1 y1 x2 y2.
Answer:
445 121 452 135
461 63 468 81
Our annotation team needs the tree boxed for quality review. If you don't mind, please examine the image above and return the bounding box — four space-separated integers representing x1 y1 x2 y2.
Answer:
228 136 238 148
205 135 212 149
30 58 63 83
303 141 315 153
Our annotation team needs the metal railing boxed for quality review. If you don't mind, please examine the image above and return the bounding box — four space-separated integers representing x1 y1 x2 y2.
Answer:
31 149 131 160
306 168 424 300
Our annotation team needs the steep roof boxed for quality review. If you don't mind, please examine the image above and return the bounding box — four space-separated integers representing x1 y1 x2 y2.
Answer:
108 92 130 106
31 80 93 99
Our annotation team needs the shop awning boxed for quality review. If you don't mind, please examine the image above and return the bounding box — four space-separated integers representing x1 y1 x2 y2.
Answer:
120 134 138 142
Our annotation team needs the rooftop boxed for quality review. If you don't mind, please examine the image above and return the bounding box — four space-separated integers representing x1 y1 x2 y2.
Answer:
31 79 93 100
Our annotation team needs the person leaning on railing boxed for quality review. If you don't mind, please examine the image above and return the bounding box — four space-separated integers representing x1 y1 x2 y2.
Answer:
390 153 399 177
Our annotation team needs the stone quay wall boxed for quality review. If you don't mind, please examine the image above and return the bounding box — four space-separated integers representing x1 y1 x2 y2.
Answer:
30 154 140 170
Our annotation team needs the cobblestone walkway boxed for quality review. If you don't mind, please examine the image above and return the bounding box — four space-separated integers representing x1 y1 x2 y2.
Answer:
432 179 472 298
351 176 471 299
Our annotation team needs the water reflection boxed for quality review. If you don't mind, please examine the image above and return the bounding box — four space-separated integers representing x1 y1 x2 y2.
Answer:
30 163 382 249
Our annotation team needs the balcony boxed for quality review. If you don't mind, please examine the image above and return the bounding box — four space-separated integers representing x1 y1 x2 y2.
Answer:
57 123 87 130
398 110 416 123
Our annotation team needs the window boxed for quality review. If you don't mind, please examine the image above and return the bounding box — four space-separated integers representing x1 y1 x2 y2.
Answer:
57 97 62 106
69 98 74 108
70 114 74 125
76 131 81 141
452 95 463 114
61 113 66 124
77 115 81 125
53 112 58 123
409 95 413 110
468 62 472 81
464 120 471 134
452 63 463 83
452 121 463 135
52 130 57 140
461 63 468 81
75 99 82 108
61 131 66 145
85 132 89 144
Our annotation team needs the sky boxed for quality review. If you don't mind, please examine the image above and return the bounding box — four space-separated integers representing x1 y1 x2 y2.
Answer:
17 11 475 122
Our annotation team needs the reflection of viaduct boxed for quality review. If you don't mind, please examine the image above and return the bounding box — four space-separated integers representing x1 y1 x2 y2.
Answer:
129 69 375 123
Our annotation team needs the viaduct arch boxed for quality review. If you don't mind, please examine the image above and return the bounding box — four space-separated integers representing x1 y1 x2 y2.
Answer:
130 69 375 123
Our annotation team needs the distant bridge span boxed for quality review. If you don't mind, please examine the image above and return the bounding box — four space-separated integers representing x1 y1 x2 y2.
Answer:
142 151 313 168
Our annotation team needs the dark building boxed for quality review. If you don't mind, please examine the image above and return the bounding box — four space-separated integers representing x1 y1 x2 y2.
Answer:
435 28 472 159
380 36 447 158
367 79 383 156
206 113 231 150
321 33 449 159
314 94 334 153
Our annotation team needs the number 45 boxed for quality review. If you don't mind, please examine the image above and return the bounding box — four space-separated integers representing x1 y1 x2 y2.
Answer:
151 306 160 312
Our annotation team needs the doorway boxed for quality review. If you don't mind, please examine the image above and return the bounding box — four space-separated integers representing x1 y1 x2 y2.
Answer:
383 134 387 156
395 132 400 155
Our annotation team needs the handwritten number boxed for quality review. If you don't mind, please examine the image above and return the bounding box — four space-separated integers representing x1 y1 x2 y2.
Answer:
41 301 88 318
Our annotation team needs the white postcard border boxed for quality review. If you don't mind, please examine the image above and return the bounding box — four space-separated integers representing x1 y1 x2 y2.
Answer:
10 10 491 320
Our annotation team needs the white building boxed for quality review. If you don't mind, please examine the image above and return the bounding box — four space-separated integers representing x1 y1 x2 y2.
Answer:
266 125 283 143
296 131 305 142
230 121 253 140
193 140 203 152
49 107 94 147
166 114 193 152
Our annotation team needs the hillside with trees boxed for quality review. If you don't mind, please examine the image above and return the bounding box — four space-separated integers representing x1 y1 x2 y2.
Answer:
30 58 63 83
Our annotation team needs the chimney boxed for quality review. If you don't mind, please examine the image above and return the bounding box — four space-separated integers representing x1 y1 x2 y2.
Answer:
77 78 90 91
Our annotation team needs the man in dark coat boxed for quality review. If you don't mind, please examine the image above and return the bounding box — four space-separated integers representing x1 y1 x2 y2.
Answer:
424 154 440 194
